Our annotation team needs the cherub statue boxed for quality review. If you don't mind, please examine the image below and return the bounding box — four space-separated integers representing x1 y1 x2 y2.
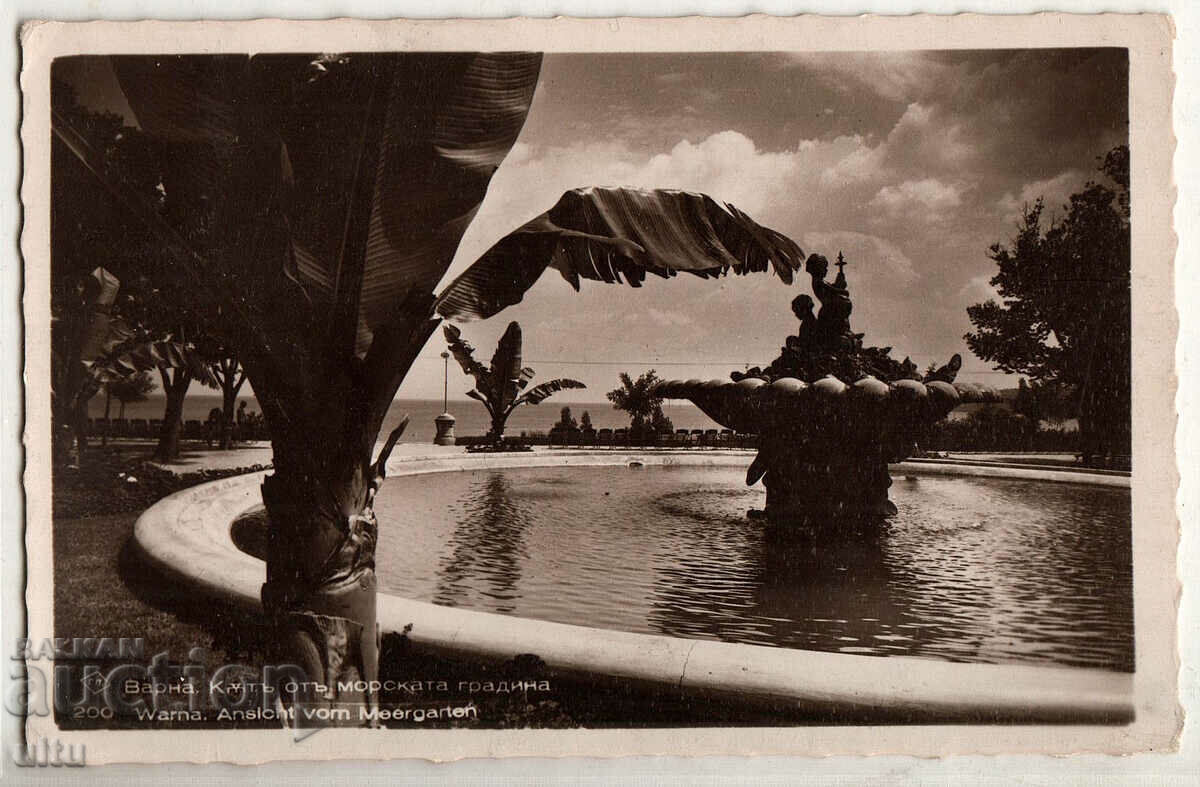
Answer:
790 293 816 347
805 253 853 347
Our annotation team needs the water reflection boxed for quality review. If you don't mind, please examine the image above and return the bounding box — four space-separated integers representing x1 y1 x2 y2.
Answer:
647 496 909 655
375 466 1133 671
432 473 530 613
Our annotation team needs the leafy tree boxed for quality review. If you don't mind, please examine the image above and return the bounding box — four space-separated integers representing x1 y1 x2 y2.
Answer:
116 282 221 461
50 80 161 465
108 370 155 420
607 370 673 435
1013 377 1075 428
209 350 248 450
966 145 1130 463
965 405 1031 451
580 411 593 431
54 53 805 723
444 322 585 444
555 406 578 431
52 77 220 462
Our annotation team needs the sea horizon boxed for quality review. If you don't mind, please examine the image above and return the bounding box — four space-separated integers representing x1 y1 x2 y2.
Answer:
89 393 725 444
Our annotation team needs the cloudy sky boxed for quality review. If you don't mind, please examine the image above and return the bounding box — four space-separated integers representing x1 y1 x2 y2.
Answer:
404 49 1128 403
61 49 1129 404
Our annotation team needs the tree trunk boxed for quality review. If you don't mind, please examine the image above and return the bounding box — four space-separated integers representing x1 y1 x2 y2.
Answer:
218 359 245 450
155 367 192 462
102 386 112 447
69 399 90 466
220 385 238 450
258 442 380 728
246 302 432 728
491 412 508 446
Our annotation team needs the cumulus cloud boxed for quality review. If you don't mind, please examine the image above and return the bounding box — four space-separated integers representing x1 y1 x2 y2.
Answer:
801 230 919 285
869 178 966 221
399 50 1124 399
445 118 969 295
996 170 1088 224
957 273 1001 307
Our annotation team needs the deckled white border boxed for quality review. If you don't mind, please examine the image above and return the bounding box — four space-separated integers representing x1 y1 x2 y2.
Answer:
18 14 1177 764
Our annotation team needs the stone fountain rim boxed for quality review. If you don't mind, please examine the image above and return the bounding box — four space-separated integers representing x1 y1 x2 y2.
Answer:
131 449 1132 724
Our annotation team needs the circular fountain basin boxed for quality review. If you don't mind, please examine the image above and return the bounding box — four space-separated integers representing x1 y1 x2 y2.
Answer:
372 463 1131 672
133 450 1134 723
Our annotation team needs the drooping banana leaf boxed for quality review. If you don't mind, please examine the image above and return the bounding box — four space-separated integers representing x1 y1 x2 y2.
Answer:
443 323 490 387
434 187 806 321
516 378 586 407
464 388 493 415
109 53 543 362
90 332 219 388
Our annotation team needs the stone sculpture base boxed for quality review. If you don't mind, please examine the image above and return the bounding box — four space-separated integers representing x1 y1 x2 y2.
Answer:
749 447 898 526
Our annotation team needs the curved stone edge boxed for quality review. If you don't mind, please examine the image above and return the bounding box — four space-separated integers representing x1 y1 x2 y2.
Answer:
132 452 1133 725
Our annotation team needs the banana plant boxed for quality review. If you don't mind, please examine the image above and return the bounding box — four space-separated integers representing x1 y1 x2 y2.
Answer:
52 52 807 725
444 321 585 445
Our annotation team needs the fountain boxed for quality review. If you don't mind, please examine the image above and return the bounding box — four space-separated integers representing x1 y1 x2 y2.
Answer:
654 252 999 524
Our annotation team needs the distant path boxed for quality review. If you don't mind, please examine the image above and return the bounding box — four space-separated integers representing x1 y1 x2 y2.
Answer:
145 441 467 476
147 446 1112 477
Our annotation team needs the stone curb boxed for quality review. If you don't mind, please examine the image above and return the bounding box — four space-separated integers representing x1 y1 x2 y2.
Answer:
132 451 1133 724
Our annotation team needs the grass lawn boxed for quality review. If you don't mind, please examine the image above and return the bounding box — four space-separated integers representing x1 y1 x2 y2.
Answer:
53 510 261 672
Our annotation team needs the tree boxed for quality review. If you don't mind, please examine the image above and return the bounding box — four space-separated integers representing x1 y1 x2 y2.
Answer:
100 369 156 446
555 406 578 431
607 370 673 435
52 77 222 463
49 264 205 463
580 411 593 432
209 351 248 449
116 283 221 462
108 370 155 421
1013 377 1075 428
54 53 805 725
966 145 1130 464
444 322 585 444
50 266 121 463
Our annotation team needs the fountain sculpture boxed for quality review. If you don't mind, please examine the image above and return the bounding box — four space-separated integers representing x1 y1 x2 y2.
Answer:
653 252 998 524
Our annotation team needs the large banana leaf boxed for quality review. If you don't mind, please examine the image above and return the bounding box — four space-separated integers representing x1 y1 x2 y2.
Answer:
515 378 586 407
435 187 806 321
489 322 523 409
110 53 543 360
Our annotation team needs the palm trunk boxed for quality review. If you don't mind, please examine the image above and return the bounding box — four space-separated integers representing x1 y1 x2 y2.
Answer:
155 367 192 462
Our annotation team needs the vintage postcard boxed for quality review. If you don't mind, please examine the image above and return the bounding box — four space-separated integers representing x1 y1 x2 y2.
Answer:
18 14 1177 765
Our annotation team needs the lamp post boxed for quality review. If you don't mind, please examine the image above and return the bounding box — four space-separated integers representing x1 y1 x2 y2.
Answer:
441 351 449 412
434 351 456 445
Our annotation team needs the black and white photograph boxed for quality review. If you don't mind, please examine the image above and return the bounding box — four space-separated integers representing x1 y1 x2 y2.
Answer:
17 14 1179 764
